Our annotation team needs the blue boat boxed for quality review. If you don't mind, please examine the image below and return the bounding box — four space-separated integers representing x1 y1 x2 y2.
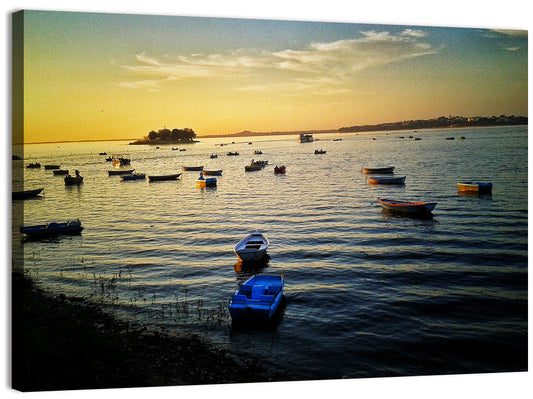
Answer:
121 173 146 181
229 274 284 320
20 219 83 237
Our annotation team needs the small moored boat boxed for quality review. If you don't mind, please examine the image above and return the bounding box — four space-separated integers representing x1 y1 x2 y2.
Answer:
229 274 284 321
361 166 395 174
245 164 263 171
111 154 131 166
202 170 223 176
108 169 135 176
457 182 492 194
12 188 44 200
64 175 84 185
367 176 406 185
26 162 41 169
314 149 326 154
53 169 69 175
148 173 181 182
64 170 83 186
182 166 204 171
196 173 217 187
234 232 269 263
378 197 437 215
227 152 239 156
44 164 61 170
121 173 146 181
20 219 83 237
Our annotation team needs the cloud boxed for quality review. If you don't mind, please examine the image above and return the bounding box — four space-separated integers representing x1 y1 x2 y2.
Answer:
269 29 434 79
117 29 435 94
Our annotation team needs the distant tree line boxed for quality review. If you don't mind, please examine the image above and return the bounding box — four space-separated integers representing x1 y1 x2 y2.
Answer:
130 128 197 145
338 115 528 133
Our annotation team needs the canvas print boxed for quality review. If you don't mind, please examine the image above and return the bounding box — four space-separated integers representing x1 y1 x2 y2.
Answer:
11 9 527 392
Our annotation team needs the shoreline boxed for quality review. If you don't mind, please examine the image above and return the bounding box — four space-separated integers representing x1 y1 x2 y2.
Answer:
15 122 528 146
11 270 297 391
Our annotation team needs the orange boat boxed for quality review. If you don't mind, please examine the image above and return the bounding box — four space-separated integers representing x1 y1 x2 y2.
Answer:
457 182 492 194
378 197 437 214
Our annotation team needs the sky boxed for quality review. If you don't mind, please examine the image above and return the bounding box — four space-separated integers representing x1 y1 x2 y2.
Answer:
15 5 529 144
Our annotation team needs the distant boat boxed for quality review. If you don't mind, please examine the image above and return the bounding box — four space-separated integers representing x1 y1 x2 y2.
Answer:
65 171 83 186
202 170 223 176
229 274 284 321
12 188 44 200
121 173 146 181
361 166 395 174
299 133 314 143
274 165 286 174
98 152 107 155
20 219 83 237
245 164 263 171
314 149 326 154
26 162 41 169
378 197 437 215
227 152 240 156
210 154 218 159
457 182 492 194
234 231 269 263
44 164 61 170
111 154 131 166
253 150 263 154
367 176 406 185
182 166 204 171
53 169 69 175
65 176 84 186
148 173 181 182
108 169 135 176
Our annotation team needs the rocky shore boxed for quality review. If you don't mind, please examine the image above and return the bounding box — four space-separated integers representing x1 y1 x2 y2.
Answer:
11 271 295 392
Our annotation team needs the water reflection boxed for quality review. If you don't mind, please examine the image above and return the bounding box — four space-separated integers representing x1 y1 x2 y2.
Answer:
379 208 436 221
230 297 287 332
233 257 271 283
457 191 493 200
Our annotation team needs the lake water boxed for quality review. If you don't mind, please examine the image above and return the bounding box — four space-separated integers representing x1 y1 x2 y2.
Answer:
12 126 528 380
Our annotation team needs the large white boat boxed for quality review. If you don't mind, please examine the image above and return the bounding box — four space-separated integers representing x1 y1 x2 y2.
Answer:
299 133 314 143
234 231 269 262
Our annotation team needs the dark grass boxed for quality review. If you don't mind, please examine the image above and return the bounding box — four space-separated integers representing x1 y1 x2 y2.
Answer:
11 270 295 392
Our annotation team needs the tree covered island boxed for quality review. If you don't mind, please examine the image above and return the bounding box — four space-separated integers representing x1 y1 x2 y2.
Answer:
129 127 197 145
